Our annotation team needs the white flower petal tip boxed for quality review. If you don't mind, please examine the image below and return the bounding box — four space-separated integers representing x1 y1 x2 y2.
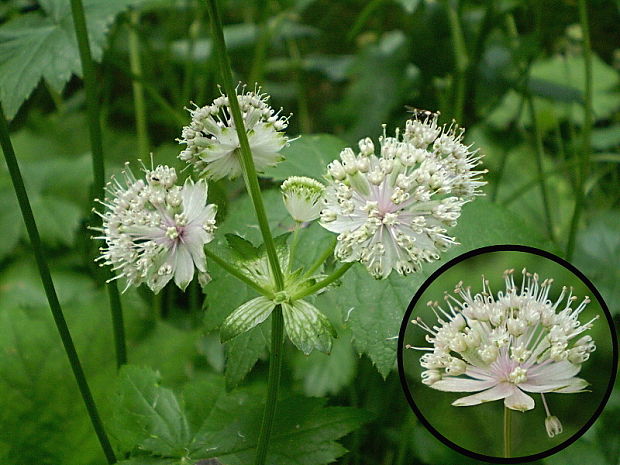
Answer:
319 111 486 279
94 164 218 293
178 83 290 180
545 416 563 438
411 269 596 418
281 176 325 223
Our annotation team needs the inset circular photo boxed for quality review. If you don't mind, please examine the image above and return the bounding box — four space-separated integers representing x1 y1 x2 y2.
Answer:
397 245 617 463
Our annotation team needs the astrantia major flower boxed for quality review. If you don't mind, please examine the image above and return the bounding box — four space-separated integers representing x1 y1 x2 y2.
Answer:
281 176 325 223
320 111 485 279
409 269 597 437
178 84 290 180
93 164 217 293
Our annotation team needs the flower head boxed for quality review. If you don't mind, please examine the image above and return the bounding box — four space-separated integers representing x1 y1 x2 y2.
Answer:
409 269 597 436
320 111 485 279
281 176 325 222
93 164 217 293
178 84 290 180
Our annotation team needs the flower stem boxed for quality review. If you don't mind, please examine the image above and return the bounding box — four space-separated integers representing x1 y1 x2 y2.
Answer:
303 237 336 278
248 0 270 84
503 406 512 458
292 262 354 301
0 108 116 465
69 0 127 368
204 248 274 298
129 8 150 158
566 0 593 260
289 223 301 271
205 2 286 463
254 305 284 465
446 0 468 123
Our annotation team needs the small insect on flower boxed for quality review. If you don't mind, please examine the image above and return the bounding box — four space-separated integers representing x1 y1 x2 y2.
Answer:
178 84 290 180
408 269 597 438
92 163 217 293
281 176 326 223
319 111 486 279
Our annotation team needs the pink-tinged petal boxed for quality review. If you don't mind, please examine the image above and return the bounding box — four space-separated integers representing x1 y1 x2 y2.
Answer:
519 377 588 393
182 230 208 272
504 388 535 411
173 245 194 290
527 360 581 382
465 366 497 381
431 377 497 393
452 383 515 406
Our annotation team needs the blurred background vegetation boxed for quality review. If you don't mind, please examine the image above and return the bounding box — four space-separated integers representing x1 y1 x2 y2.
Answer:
0 0 618 464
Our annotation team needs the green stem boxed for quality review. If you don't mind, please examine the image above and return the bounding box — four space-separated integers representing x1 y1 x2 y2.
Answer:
446 0 468 123
129 9 149 158
69 0 127 369
287 39 311 134
526 95 555 242
205 0 285 291
289 223 301 271
304 237 336 277
0 109 116 465
292 262 354 301
503 406 511 458
204 248 274 298
566 0 593 260
254 306 284 465
248 0 270 84
347 0 385 42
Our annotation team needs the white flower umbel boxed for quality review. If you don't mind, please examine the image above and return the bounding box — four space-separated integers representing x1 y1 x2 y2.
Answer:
409 269 597 437
281 176 325 223
93 164 217 293
320 111 485 279
178 84 290 180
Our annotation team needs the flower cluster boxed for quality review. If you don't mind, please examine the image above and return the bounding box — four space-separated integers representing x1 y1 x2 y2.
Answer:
281 176 325 223
178 85 290 180
320 111 486 279
94 164 217 293
409 269 597 436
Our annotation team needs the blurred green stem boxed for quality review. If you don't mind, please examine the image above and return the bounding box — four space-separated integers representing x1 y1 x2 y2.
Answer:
182 0 202 104
249 0 270 84
566 0 593 260
69 0 127 369
287 39 312 133
303 237 336 277
527 96 555 242
291 262 354 300
503 406 511 458
446 1 468 122
206 1 285 463
129 9 150 158
0 108 116 465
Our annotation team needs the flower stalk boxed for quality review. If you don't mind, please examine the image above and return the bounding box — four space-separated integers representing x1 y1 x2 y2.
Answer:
129 8 150 158
0 107 116 465
503 406 511 458
69 0 127 368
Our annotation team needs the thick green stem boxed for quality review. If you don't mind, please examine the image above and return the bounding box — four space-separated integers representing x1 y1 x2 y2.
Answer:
566 0 593 260
254 306 285 465
292 262 354 301
69 0 127 368
527 96 555 242
304 237 336 278
204 248 274 298
0 109 116 465
129 9 150 158
503 406 511 458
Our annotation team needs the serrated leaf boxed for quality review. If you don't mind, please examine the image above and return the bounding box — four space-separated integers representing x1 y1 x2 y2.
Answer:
224 233 260 260
282 300 336 355
220 296 275 343
262 134 348 181
0 0 137 118
223 324 270 391
111 366 192 457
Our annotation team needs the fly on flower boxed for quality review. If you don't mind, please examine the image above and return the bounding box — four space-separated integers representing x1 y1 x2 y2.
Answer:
408 268 597 438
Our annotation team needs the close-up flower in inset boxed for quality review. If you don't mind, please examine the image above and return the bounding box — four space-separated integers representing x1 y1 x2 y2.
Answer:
319 111 486 279
93 164 217 293
178 84 290 180
281 175 325 223
409 268 597 436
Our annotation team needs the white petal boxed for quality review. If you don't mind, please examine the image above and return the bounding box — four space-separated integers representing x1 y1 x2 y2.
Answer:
527 360 580 382
431 377 497 393
519 377 588 393
173 245 194 290
504 388 535 411
182 178 208 218
452 383 515 406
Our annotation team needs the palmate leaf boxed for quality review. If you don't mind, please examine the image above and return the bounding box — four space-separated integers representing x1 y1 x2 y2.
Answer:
0 0 139 118
111 366 371 465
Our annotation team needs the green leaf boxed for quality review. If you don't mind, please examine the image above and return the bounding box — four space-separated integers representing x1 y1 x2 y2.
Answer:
220 296 275 343
223 324 270 391
394 0 421 14
224 233 261 260
262 134 348 181
110 365 192 457
0 190 23 259
282 300 336 355
0 0 137 118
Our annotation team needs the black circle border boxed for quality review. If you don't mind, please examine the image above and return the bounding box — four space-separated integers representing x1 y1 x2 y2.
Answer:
396 244 618 464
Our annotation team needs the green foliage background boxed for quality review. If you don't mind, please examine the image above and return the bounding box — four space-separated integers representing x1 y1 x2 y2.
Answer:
0 0 618 464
